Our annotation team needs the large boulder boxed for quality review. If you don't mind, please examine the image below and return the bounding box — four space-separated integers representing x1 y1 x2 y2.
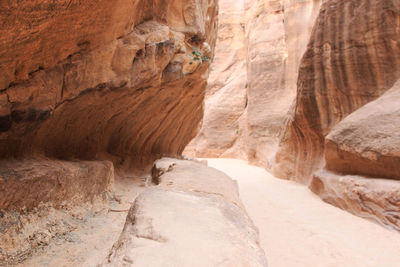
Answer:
105 158 268 266
309 80 400 230
273 0 400 183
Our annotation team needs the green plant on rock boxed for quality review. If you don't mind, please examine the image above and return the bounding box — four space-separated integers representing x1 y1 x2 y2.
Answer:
188 48 210 65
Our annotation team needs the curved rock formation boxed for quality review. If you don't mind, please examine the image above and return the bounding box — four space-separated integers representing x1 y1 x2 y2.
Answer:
273 0 400 183
0 0 218 166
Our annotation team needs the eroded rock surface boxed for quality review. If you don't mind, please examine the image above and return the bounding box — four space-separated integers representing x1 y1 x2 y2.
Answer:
325 80 400 181
0 160 114 211
105 158 267 267
310 171 400 232
309 80 400 230
0 1 220 265
0 0 218 166
185 0 248 160
185 0 322 168
273 0 400 183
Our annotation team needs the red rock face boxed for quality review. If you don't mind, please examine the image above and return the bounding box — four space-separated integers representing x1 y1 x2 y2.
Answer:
273 0 400 183
0 0 218 166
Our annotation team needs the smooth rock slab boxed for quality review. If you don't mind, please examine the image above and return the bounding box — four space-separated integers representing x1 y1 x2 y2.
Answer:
105 159 267 267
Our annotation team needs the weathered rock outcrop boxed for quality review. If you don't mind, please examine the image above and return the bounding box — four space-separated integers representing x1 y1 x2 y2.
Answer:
105 158 267 266
0 159 113 211
0 0 218 166
185 0 321 167
324 81 400 181
185 0 248 159
273 0 400 183
310 80 400 230
310 171 400 232
0 1 219 264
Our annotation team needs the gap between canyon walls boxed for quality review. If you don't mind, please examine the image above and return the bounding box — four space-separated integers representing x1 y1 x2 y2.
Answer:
185 0 400 232
185 0 322 168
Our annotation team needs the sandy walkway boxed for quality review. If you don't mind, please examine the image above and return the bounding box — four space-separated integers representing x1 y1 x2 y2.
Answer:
207 158 400 267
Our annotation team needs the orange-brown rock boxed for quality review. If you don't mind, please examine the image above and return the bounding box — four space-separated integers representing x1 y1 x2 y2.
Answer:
273 0 400 183
0 159 114 211
0 0 218 167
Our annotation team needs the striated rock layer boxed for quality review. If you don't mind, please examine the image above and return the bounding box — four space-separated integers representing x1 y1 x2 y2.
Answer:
0 1 219 262
0 0 218 167
310 80 400 230
310 171 400 232
104 158 267 267
273 0 400 183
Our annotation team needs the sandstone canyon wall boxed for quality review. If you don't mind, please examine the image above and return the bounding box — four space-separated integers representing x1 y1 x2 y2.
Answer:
186 0 400 231
0 0 218 166
185 0 322 167
184 0 249 159
274 0 400 230
0 1 220 264
273 0 400 183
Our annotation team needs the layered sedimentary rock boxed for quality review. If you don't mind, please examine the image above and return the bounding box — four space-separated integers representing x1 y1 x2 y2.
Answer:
0 0 218 166
310 171 400 232
0 1 219 263
273 0 400 183
0 160 114 211
310 80 400 230
185 0 321 167
105 158 267 267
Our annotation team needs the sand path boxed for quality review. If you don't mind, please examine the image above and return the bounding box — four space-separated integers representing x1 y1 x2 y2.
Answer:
207 158 400 267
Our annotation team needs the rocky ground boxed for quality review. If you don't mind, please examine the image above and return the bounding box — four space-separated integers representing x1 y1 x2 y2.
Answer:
7 158 400 267
9 172 146 267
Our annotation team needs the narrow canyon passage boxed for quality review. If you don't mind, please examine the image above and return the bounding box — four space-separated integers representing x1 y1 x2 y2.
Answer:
207 159 400 267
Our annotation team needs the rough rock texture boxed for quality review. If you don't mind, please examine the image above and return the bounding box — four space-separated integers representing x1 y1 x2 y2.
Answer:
185 0 321 167
105 158 267 266
185 0 248 159
309 80 400 230
310 171 400 232
0 159 114 211
273 0 400 183
325 80 400 181
0 159 114 264
0 0 218 166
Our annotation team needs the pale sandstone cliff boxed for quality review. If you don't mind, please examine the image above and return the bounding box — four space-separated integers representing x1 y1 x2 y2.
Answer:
185 0 321 167
185 0 249 159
